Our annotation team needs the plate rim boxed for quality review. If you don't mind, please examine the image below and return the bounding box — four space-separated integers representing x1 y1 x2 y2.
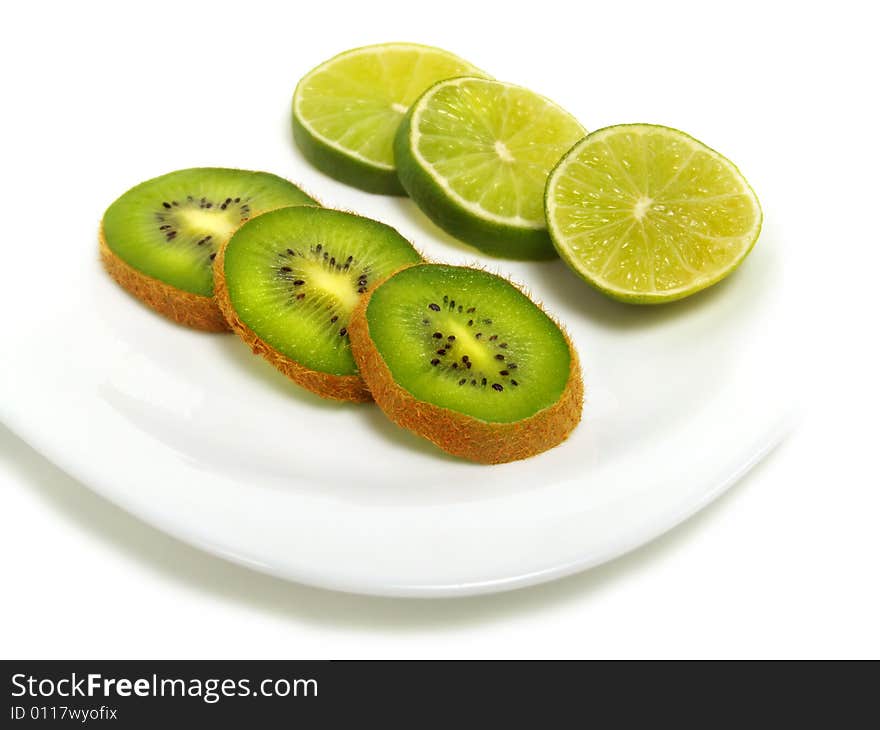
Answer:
0 403 796 597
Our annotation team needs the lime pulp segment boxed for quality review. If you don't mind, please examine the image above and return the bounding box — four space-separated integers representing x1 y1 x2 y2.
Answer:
545 124 762 303
365 264 571 423
395 77 585 259
102 168 316 297
223 206 421 375
292 43 486 194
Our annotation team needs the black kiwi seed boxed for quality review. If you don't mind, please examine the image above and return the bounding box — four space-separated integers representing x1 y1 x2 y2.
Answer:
416 290 528 399
263 234 381 344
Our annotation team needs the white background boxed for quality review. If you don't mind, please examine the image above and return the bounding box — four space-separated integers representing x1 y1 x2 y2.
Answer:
1 1 878 658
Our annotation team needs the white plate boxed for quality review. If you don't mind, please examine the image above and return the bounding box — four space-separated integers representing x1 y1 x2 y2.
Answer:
0 183 796 596
0 29 798 597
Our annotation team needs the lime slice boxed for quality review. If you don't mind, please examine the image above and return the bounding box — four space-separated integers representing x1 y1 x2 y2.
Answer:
395 77 585 260
292 43 486 195
545 124 762 303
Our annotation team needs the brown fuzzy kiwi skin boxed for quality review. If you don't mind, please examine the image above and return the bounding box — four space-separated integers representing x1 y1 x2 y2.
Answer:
99 225 229 332
212 234 372 403
348 266 584 464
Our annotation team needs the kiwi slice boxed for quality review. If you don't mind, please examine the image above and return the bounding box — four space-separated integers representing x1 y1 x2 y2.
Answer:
349 264 583 462
215 206 422 401
100 168 316 331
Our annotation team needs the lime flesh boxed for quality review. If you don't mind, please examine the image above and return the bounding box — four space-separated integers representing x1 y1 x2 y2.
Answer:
545 124 762 303
395 77 585 259
292 43 486 194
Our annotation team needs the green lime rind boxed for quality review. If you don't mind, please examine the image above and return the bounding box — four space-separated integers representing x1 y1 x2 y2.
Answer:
292 43 487 196
395 108 554 259
545 124 762 304
394 77 585 261
292 111 406 195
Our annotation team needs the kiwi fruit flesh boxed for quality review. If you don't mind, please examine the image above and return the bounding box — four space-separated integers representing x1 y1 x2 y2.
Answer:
215 206 422 401
348 263 583 462
101 168 316 330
